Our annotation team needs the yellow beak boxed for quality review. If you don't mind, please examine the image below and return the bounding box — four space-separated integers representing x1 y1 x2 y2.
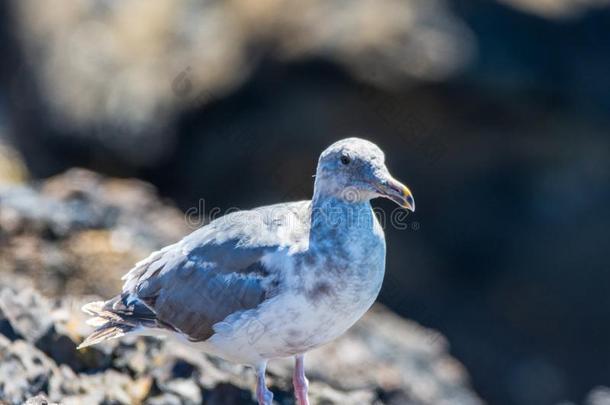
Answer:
377 177 415 212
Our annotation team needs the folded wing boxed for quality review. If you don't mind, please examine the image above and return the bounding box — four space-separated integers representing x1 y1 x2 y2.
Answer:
80 203 310 347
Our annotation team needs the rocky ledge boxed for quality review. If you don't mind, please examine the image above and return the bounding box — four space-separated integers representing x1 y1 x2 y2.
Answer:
0 169 483 404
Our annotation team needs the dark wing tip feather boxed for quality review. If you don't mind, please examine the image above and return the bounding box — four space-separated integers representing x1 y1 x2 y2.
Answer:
79 294 158 349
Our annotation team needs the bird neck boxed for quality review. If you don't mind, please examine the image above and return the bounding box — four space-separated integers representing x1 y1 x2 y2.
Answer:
309 194 375 243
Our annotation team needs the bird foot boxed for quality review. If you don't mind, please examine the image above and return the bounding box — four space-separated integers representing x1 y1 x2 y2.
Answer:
256 387 273 405
293 380 310 405
256 362 274 405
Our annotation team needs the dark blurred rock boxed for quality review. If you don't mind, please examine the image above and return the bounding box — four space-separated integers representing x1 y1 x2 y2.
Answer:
7 0 472 169
0 138 27 185
498 0 609 18
586 387 610 405
201 383 258 405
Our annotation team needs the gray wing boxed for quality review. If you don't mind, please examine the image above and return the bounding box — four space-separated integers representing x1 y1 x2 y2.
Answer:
119 201 310 341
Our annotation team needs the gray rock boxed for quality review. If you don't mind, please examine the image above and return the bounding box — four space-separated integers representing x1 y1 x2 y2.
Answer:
163 378 203 405
10 0 473 165
145 393 183 405
0 287 53 343
0 335 58 404
0 279 483 405
0 169 189 298
24 394 58 405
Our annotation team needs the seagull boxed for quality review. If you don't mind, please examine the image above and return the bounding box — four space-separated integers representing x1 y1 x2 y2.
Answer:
79 137 414 405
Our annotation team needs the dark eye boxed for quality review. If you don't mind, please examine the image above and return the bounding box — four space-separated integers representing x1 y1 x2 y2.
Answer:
340 154 351 165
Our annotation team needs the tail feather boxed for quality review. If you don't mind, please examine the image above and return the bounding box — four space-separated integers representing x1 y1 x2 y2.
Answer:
86 316 111 327
77 323 132 349
81 300 124 322
78 294 157 349
82 301 104 315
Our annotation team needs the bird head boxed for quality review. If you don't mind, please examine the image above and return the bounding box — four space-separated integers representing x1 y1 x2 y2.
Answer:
314 137 414 211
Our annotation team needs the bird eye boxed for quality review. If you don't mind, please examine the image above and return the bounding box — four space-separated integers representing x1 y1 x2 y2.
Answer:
340 154 351 165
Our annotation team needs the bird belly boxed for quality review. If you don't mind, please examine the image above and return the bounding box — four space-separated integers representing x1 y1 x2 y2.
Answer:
204 265 384 364
204 236 386 364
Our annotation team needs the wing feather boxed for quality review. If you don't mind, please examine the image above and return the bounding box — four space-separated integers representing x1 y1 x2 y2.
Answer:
119 202 309 341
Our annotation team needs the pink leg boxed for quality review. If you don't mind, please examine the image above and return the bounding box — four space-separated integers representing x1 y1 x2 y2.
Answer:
293 354 310 405
256 362 273 405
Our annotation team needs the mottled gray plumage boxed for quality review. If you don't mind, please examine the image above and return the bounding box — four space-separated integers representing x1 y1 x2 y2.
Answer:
80 137 414 405
120 201 310 341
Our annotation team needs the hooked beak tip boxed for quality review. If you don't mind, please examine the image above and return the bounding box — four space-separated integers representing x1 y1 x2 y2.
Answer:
402 186 415 212
378 178 415 211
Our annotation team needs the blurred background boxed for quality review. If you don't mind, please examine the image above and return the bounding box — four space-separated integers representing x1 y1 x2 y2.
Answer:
1 1 610 404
